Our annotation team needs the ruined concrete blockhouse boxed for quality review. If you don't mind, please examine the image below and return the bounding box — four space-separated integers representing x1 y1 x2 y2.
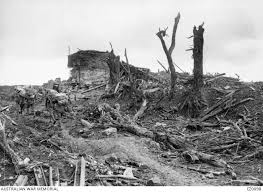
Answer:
68 49 151 86
68 50 111 85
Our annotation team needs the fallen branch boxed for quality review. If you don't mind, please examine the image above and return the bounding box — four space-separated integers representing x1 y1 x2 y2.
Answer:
231 179 263 186
157 60 169 73
248 176 263 185
0 106 10 113
182 150 228 168
96 174 138 180
209 143 239 152
200 91 235 120
1 113 17 126
241 147 263 160
204 73 226 84
201 97 253 122
81 84 106 94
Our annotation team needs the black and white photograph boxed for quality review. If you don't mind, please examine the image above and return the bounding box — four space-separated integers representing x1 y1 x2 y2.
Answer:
0 0 263 189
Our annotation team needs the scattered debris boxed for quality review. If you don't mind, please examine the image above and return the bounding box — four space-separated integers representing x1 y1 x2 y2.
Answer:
0 21 262 186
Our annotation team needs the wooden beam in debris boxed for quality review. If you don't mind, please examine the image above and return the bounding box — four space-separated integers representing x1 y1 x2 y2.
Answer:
1 112 17 126
74 160 80 186
204 73 226 83
80 156 86 186
0 106 10 113
157 60 169 73
201 96 253 122
96 174 138 180
74 156 86 186
54 167 60 186
81 84 107 94
49 166 53 186
173 62 185 73
34 166 48 186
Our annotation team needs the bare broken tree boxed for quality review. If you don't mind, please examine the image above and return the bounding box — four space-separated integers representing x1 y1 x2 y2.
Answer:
107 50 120 87
156 12 181 97
192 23 205 91
180 23 205 117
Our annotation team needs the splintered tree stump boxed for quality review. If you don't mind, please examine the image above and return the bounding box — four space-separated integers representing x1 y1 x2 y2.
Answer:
106 51 121 92
192 23 204 91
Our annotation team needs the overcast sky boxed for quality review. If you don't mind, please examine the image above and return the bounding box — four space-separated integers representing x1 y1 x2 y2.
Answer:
0 0 262 85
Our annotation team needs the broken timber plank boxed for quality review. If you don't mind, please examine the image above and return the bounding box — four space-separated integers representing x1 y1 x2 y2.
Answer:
73 160 80 186
157 60 169 73
200 97 253 122
0 106 10 113
249 176 263 185
34 166 47 186
201 91 235 118
231 179 263 186
81 84 106 94
49 166 53 186
80 156 86 186
73 156 86 186
97 175 138 180
1 112 18 126
204 73 226 83
53 167 60 186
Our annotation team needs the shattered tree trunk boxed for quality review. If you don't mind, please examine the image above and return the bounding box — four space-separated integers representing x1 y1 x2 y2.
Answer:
193 24 204 91
107 51 120 89
156 13 180 97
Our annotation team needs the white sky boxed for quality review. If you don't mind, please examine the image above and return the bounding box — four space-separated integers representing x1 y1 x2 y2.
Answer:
0 0 263 85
